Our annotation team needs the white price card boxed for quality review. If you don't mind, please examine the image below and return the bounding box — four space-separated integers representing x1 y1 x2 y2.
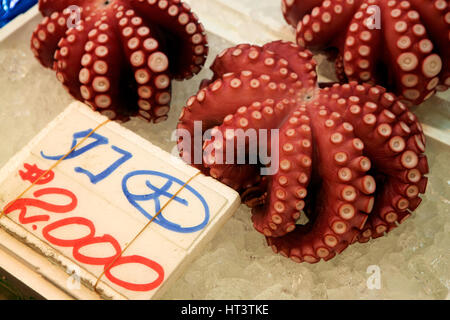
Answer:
0 102 240 300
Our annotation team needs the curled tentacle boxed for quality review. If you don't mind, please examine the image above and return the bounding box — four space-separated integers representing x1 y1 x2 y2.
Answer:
129 0 208 80
324 83 429 241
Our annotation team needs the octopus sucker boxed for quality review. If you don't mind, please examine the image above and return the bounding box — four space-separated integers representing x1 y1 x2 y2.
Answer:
113 8 171 121
31 10 72 68
129 0 208 80
178 41 428 263
295 0 358 49
250 107 314 237
78 14 128 118
31 0 208 121
381 1 442 105
340 1 382 85
282 0 449 106
54 20 95 102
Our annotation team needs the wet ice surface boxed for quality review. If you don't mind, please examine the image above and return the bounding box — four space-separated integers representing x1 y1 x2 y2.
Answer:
0 15 449 300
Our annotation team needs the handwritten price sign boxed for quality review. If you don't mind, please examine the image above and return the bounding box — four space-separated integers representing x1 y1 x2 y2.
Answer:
0 102 239 299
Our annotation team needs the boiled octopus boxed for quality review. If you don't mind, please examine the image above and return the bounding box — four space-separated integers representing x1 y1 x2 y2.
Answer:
281 0 449 106
31 0 208 122
177 41 429 263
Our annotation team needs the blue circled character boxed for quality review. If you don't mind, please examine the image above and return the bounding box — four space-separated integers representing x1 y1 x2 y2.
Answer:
122 170 210 233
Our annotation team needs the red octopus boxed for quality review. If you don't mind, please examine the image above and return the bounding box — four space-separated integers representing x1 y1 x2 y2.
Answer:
281 0 449 106
177 41 429 263
31 0 208 122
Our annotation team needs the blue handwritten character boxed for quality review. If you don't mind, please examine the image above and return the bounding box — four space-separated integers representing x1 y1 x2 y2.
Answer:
41 129 108 161
41 129 132 184
122 170 210 233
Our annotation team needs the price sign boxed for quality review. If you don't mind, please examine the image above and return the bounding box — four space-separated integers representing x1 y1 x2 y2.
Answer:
0 102 240 299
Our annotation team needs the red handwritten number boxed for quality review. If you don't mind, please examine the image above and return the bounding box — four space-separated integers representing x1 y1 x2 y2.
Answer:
42 217 95 247
9 162 165 292
4 188 77 224
44 218 165 291
104 255 165 292
73 234 121 265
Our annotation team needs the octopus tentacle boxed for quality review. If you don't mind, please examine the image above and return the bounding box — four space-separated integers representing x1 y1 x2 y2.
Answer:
281 0 323 28
335 53 347 83
210 41 317 89
180 40 317 141
177 70 304 165
74 13 126 120
202 99 294 192
295 0 357 49
324 82 428 241
341 2 382 85
129 0 208 80
263 41 318 85
202 99 314 236
114 6 172 122
251 106 314 237
39 0 87 16
211 44 280 81
54 17 95 102
382 1 442 106
408 0 450 91
267 99 375 263
31 10 72 68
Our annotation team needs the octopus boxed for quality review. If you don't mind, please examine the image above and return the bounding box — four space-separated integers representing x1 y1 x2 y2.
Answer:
31 0 208 122
177 41 429 263
281 0 449 107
